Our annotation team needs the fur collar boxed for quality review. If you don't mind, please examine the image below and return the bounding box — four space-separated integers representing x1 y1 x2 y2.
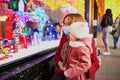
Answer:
69 41 86 47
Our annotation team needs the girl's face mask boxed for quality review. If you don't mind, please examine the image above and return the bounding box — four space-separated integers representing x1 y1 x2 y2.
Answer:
62 26 70 35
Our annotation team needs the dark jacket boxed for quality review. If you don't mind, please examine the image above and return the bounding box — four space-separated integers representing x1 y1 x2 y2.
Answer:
101 13 113 28
54 33 100 80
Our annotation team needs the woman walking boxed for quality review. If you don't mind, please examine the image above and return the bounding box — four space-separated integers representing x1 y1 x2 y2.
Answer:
112 15 120 49
101 8 113 55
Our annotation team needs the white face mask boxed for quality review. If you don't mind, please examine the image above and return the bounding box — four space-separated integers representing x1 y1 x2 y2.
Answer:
62 26 70 35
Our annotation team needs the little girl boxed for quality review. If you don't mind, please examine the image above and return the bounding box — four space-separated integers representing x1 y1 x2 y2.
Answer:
63 22 93 80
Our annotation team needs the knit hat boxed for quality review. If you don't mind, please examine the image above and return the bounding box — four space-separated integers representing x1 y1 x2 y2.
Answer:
69 22 90 38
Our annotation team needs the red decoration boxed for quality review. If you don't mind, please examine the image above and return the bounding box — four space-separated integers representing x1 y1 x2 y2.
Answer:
19 36 29 48
0 22 2 39
29 21 39 29
0 0 10 2
4 21 13 39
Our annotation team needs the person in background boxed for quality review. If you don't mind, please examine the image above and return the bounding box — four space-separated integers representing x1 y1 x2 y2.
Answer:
112 15 120 49
51 13 99 80
101 8 113 55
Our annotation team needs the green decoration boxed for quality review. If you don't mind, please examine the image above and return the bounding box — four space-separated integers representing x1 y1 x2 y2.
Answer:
1 21 5 39
25 25 29 36
12 1 17 9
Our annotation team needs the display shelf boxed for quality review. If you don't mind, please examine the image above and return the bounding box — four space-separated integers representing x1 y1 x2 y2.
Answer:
0 40 59 68
0 40 60 80
0 51 56 80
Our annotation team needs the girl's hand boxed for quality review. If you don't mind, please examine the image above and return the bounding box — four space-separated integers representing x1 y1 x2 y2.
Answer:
58 61 66 71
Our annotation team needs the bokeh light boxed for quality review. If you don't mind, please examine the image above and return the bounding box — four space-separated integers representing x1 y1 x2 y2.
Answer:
105 0 120 20
43 0 85 15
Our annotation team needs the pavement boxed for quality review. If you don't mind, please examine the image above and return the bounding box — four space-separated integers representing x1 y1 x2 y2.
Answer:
95 32 120 80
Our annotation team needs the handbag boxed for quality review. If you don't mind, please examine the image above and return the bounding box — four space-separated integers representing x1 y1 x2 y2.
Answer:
111 29 117 35
110 24 119 35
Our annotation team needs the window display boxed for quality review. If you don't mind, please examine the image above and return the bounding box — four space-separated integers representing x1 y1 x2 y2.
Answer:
0 1 62 67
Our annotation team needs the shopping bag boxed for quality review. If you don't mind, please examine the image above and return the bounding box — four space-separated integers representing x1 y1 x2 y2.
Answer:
108 26 112 33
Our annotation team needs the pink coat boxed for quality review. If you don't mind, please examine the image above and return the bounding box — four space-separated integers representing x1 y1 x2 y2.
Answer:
65 38 93 80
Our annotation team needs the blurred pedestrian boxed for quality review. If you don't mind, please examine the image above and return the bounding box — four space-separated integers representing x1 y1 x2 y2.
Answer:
112 15 120 49
101 8 113 55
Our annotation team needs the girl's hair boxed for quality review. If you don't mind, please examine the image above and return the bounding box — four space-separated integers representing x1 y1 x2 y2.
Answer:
63 13 86 25
105 8 112 14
